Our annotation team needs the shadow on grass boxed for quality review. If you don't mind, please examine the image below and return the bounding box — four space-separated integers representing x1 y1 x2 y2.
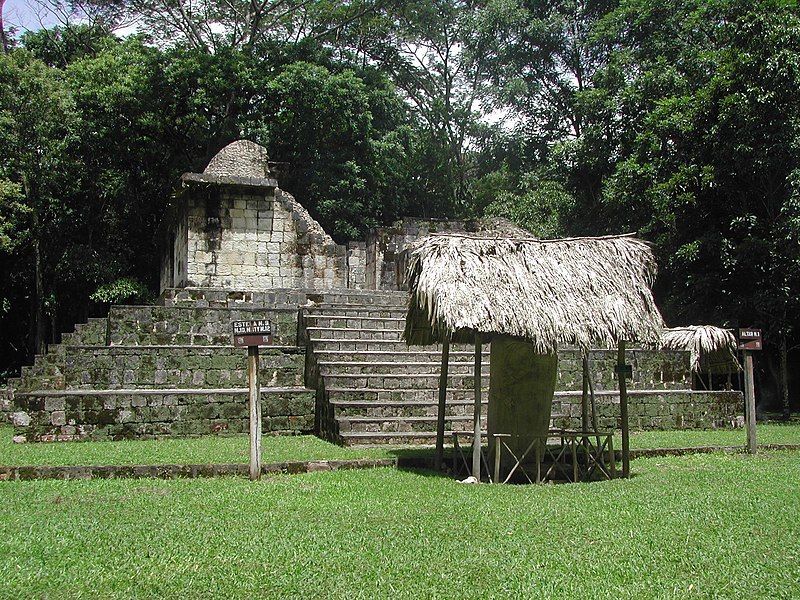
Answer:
377 444 628 485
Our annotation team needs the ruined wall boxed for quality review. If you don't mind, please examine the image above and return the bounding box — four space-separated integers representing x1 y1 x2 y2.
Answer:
170 185 349 292
557 349 693 391
364 217 531 290
552 390 743 431
347 242 366 289
160 184 530 294
159 203 188 291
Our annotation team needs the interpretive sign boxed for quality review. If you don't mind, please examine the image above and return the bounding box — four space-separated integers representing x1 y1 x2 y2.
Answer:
737 328 762 351
738 328 762 455
232 320 274 348
231 319 275 481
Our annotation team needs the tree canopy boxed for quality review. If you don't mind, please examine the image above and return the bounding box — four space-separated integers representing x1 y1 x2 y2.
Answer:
1 0 798 410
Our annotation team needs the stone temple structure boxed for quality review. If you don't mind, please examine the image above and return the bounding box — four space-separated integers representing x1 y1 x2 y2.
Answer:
3 141 744 444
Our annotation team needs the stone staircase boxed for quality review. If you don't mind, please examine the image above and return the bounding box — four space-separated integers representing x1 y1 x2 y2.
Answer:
3 290 326 441
303 292 491 445
302 291 745 446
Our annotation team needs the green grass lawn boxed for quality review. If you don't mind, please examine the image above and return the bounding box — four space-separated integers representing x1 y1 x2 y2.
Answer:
0 426 392 466
2 424 800 467
1 450 799 598
620 422 800 450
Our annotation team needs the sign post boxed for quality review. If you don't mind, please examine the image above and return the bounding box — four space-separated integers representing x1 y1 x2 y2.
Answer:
232 320 274 480
738 328 762 455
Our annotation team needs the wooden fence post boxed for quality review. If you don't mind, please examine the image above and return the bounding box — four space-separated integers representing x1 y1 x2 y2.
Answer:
744 351 757 454
472 333 483 480
434 339 450 471
617 340 630 478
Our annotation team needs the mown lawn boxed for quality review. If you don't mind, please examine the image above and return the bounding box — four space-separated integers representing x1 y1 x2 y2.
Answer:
1 450 799 599
2 424 799 467
619 422 800 450
0 426 392 466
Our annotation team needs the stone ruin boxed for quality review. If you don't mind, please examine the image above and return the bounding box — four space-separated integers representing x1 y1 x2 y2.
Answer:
2 141 744 444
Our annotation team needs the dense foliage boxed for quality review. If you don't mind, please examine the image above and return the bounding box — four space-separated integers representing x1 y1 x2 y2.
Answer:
0 0 798 409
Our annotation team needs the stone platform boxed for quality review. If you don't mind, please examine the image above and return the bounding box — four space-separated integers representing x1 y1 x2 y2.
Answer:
4 288 744 444
302 293 744 445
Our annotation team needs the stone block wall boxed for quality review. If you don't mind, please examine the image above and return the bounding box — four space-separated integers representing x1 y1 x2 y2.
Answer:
12 389 314 442
347 242 367 289
62 347 305 390
364 217 530 290
185 187 349 290
107 305 299 347
11 346 305 395
552 390 743 431
557 349 692 391
160 183 357 293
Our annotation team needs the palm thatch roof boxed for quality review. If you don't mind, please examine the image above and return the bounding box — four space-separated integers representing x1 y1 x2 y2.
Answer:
661 326 741 374
403 233 666 352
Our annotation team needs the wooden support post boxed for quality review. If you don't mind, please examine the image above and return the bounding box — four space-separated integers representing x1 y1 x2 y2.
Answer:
493 435 502 484
617 340 630 478
472 333 483 481
608 433 616 479
571 438 578 483
434 339 450 471
744 351 757 454
248 346 262 481
581 354 590 433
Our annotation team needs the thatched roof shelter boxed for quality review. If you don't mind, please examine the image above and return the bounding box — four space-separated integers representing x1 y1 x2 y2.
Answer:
403 233 665 352
661 326 741 374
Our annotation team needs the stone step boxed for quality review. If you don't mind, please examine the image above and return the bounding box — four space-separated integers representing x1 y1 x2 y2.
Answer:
340 431 486 446
12 387 315 442
313 350 481 363
73 318 108 345
13 346 306 393
303 315 405 330
332 400 488 419
107 305 299 346
304 306 408 318
322 373 489 390
307 327 403 340
318 361 489 375
326 388 489 403
310 339 467 352
340 415 486 434
61 346 306 391
161 287 408 309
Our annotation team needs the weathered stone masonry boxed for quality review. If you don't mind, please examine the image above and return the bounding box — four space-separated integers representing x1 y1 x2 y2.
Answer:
3 140 744 443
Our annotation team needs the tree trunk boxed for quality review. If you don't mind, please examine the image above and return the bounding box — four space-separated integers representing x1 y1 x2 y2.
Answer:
0 0 8 54
780 335 790 420
22 172 47 356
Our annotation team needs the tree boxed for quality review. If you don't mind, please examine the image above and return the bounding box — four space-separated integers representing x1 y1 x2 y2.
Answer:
0 50 78 355
592 0 800 412
338 0 490 217
466 0 619 228
260 60 414 239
